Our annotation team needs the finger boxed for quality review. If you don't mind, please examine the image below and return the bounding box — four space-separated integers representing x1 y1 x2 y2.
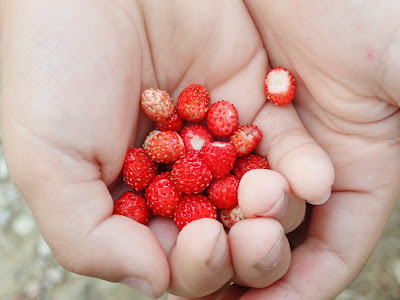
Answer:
148 216 180 257
238 169 306 233
240 190 399 300
254 102 335 204
229 218 291 288
279 195 306 234
167 219 234 298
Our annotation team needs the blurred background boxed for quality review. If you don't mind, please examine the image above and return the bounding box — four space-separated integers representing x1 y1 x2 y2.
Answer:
0 60 399 300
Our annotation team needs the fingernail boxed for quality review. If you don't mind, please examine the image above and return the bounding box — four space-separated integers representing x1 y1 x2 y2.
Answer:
121 276 156 299
256 192 288 219
206 225 228 269
312 190 331 205
255 231 284 270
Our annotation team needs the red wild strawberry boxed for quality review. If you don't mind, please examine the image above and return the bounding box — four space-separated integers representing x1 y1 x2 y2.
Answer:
264 67 296 106
219 205 245 229
122 148 158 191
230 124 263 157
233 154 269 180
180 124 214 152
173 194 217 231
145 172 182 218
207 100 239 137
177 84 210 122
143 130 185 163
207 174 239 209
155 109 185 132
200 141 236 179
113 191 151 225
141 88 174 121
170 152 213 194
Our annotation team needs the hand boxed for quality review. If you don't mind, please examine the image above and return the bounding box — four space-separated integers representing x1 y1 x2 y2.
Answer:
224 1 399 299
1 0 331 298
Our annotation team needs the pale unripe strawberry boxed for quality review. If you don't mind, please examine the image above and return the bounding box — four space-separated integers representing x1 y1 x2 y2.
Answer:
141 88 174 121
219 205 245 228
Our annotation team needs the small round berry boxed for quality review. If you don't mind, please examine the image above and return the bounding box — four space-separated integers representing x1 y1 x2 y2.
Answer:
177 84 210 122
207 100 239 137
113 192 151 225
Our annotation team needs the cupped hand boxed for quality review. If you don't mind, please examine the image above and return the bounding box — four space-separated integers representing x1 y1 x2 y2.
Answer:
227 1 400 299
1 0 333 298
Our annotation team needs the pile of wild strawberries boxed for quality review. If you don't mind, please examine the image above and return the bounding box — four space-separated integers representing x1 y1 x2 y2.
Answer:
113 67 296 231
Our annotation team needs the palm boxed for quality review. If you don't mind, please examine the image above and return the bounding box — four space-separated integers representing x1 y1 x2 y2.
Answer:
139 1 266 125
90 0 267 215
104 0 268 206
74 0 266 184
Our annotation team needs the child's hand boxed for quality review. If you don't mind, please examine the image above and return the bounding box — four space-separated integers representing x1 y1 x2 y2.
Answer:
1 0 334 298
218 1 399 299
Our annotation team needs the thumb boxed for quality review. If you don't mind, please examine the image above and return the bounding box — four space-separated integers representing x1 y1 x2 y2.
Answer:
3 135 169 298
253 101 335 204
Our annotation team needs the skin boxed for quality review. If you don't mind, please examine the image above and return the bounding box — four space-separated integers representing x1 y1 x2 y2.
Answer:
1 0 399 300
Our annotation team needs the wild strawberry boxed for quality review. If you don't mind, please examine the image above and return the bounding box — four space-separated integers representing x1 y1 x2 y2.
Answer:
173 194 217 231
232 154 269 180
145 172 182 218
180 124 214 152
230 124 263 157
141 88 174 121
177 84 210 122
170 152 213 194
155 109 185 132
143 130 185 163
122 148 158 191
200 141 236 179
113 192 151 225
264 67 296 106
219 205 245 229
207 174 239 209
207 100 239 137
